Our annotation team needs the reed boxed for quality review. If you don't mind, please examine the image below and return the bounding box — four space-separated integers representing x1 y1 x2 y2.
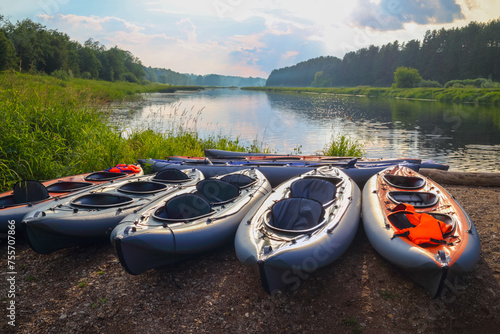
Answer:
322 134 364 157
0 72 254 191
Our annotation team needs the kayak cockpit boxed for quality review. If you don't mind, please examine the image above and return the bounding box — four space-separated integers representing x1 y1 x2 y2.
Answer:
46 181 93 193
118 181 168 194
0 181 51 208
387 191 439 208
265 197 326 233
383 174 426 189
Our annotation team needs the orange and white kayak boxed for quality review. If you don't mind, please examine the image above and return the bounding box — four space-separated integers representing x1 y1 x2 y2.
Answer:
362 165 480 298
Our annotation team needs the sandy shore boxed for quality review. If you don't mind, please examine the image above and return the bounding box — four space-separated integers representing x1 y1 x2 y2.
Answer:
1 183 499 333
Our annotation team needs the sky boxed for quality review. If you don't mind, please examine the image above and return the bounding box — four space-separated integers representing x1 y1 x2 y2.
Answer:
0 0 499 78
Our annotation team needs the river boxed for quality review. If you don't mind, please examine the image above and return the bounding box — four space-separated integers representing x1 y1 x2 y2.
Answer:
111 88 500 173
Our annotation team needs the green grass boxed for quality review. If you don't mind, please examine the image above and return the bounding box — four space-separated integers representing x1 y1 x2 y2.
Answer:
243 86 500 105
322 134 364 157
0 72 261 191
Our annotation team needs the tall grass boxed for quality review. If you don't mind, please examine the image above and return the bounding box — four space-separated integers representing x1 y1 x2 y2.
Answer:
0 72 249 191
321 134 364 157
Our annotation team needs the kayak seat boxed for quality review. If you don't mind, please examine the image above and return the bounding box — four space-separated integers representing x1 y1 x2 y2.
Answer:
71 193 134 208
118 181 168 194
383 174 425 189
13 180 50 204
388 211 456 237
155 194 212 221
45 181 93 193
387 191 439 208
220 174 256 189
85 171 127 181
153 169 191 183
268 198 326 232
290 178 336 207
196 179 240 205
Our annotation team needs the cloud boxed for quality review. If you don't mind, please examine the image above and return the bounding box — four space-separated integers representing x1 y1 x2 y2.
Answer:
349 0 464 30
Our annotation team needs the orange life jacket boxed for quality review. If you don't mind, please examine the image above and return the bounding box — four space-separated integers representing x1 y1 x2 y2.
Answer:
389 203 453 246
106 164 141 174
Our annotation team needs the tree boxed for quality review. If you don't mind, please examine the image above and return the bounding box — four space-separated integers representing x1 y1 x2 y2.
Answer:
0 31 17 70
393 67 422 88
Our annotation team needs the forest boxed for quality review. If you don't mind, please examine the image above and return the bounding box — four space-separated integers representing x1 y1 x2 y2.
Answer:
0 16 264 87
143 67 265 87
266 19 500 88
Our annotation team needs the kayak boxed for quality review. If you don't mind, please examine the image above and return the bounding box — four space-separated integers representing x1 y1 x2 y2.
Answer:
0 164 143 238
235 166 361 294
362 165 480 298
203 149 449 170
111 168 271 275
139 158 421 189
23 168 202 254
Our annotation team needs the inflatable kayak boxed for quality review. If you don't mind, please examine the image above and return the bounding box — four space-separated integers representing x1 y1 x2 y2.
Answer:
111 168 271 275
139 158 420 189
0 164 143 238
362 165 480 298
23 168 202 254
203 149 448 170
235 166 361 294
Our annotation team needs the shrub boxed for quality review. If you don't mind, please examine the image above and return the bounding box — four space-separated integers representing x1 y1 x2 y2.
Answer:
393 67 422 88
51 69 71 81
418 79 442 88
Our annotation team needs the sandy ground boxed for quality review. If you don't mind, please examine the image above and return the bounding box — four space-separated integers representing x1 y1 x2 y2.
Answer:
1 184 499 334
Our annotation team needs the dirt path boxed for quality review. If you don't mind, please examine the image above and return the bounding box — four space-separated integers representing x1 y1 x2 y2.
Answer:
1 185 499 333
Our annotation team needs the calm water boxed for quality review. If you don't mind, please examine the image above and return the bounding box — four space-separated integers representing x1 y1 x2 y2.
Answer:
111 89 500 173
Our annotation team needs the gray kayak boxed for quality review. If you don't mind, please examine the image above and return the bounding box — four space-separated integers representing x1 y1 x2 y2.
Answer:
234 166 361 294
23 169 203 254
139 158 421 189
362 165 480 298
111 168 271 275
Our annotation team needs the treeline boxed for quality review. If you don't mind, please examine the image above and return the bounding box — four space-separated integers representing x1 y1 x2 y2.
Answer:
0 17 145 83
0 16 265 86
144 67 265 87
266 19 500 87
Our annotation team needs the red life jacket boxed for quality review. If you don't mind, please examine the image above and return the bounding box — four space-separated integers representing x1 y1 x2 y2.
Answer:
389 203 453 246
106 164 141 174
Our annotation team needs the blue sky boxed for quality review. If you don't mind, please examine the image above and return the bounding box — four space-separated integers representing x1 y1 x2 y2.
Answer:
1 1 498 77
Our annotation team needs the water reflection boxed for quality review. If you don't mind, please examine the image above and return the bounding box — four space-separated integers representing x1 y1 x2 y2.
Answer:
110 89 500 172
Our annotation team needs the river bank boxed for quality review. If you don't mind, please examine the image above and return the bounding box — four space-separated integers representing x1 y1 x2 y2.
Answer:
1 180 498 333
243 86 500 105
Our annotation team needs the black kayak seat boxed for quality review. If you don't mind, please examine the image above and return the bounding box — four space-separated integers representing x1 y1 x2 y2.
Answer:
118 181 168 194
383 174 426 189
268 198 325 232
220 174 256 189
45 181 93 193
155 193 212 220
196 179 240 205
71 193 134 208
85 171 127 181
153 168 191 183
290 178 336 206
13 180 50 204
387 191 439 208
